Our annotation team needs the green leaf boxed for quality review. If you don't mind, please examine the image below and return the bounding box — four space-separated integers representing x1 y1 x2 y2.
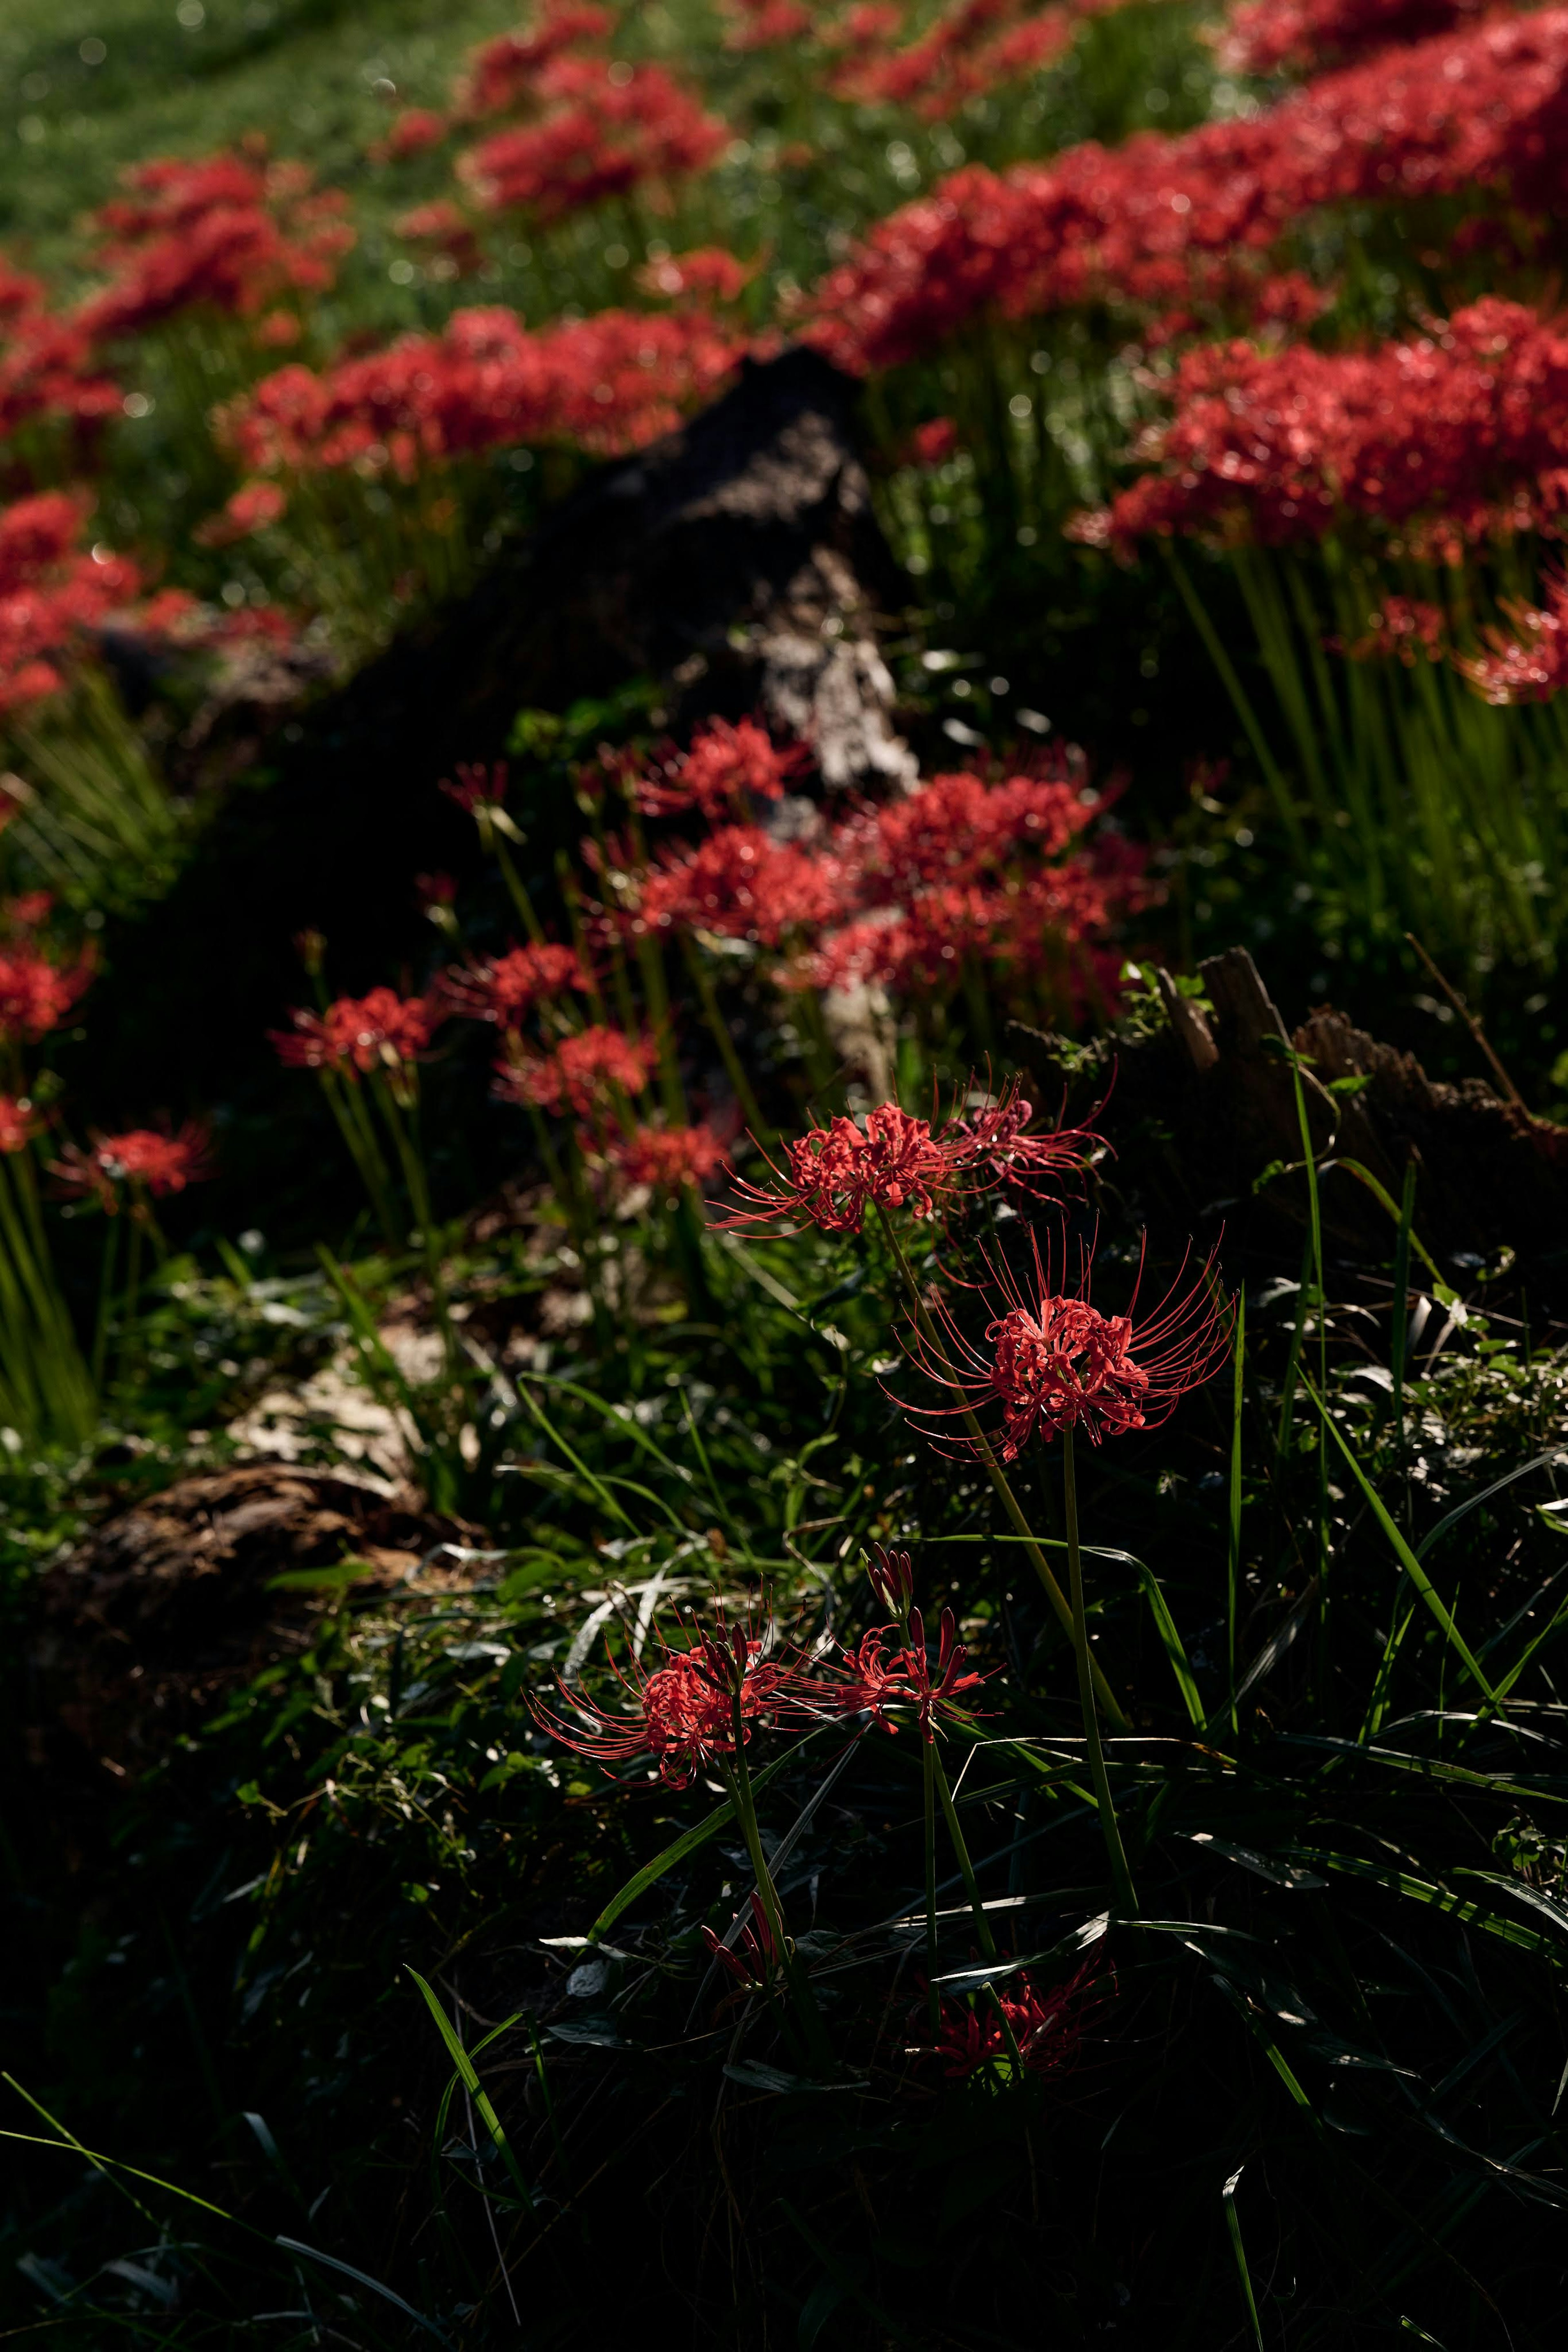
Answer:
1132 1556 1205 1728
585 1734 818 1941
277 2236 452 2343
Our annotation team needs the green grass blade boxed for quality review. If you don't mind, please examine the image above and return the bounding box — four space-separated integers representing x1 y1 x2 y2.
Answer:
1132 1558 1205 1729
1289 1850 1555 1955
1301 1376 1501 1705
1414 1450 1567 1562
1223 2169 1267 2352
406 1969 535 2214
586 1735 816 1940
1228 1285 1245 1734
276 2235 452 2343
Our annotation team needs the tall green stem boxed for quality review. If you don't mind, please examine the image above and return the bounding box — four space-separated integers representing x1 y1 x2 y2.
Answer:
875 1205 1130 1731
923 1745 941 2033
929 1742 996 1961
1063 1428 1139 1919
724 1706 833 2071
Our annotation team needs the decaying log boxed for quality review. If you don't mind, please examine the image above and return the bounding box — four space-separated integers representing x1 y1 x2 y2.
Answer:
77 346 913 1134
1011 945 1568 1283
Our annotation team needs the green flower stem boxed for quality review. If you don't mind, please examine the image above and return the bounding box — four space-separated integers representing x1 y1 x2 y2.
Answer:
493 836 548 947
1063 1427 1139 1920
724 1707 833 2072
875 1206 1130 1732
929 1739 996 1962
321 1069 402 1247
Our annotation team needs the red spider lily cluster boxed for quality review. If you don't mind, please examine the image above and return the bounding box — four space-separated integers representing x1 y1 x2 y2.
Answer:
724 1084 1099 1235
532 1612 813 1788
1076 300 1568 560
635 247 757 308
494 1021 653 1118
613 734 1145 1010
78 150 354 346
629 716 808 819
607 1120 731 1192
1457 574 1568 705
901 1230 1232 1458
221 303 746 505
0 261 121 446
1336 594 1446 666
722 0 820 54
0 1095 43 1154
271 986 439 1077
457 4 618 119
1214 0 1485 79
0 493 141 718
830 0 1075 120
439 942 590 1025
803 7 1568 370
934 1948 1109 2079
457 58 729 223
0 941 94 1043
537 1581 986 1792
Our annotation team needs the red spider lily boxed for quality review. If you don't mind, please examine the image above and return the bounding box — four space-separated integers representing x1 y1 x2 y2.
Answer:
636 247 757 307
1336 595 1446 667
1458 574 1568 704
440 942 590 1025
271 986 439 1077
97 1123 214 1196
833 0 1073 120
198 479 290 546
899 1604 987 1739
633 717 810 820
0 1095 42 1154
0 943 94 1044
819 1605 986 1739
394 201 484 278
867 1540 915 1617
901 1230 1232 1459
457 6 617 119
908 417 959 467
701 1892 780 1991
0 264 120 443
78 150 354 344
937 1081 1105 1199
495 1022 652 1116
636 825 844 946
225 304 746 478
608 1121 730 1191
934 1949 1109 2079
375 107 451 162
531 1610 817 1788
722 0 819 51
1216 0 1484 79
723 1086 1099 1235
1076 301 1568 560
802 8 1568 373
722 1101 961 1235
0 491 143 718
458 58 728 223
1 893 52 934
439 759 510 816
